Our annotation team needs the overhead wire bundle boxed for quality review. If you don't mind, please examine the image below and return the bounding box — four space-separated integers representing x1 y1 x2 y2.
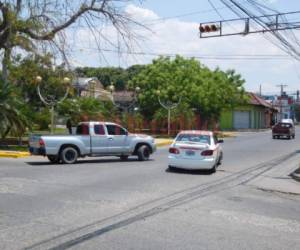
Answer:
216 0 300 60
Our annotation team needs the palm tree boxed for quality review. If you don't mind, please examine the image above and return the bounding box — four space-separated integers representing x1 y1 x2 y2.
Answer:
0 79 28 139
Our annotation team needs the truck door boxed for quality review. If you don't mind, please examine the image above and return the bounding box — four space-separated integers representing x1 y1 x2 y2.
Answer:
106 124 130 154
91 124 107 154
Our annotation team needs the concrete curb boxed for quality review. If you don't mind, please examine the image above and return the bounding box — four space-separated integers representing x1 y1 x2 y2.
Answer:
155 139 173 147
0 151 30 158
219 132 237 138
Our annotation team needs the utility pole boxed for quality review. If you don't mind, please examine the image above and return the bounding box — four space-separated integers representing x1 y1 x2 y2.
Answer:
259 84 262 96
276 84 288 121
276 84 288 96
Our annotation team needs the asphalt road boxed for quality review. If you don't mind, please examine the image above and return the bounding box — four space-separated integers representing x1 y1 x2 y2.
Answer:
0 129 300 250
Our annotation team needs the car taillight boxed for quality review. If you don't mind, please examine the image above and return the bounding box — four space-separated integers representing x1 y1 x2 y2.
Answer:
39 139 45 147
169 147 180 154
201 150 213 156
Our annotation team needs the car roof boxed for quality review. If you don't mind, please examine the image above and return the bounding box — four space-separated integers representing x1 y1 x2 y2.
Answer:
281 119 293 124
79 121 117 126
178 130 213 136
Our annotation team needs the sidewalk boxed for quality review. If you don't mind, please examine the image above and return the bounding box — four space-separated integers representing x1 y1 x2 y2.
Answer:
247 154 300 195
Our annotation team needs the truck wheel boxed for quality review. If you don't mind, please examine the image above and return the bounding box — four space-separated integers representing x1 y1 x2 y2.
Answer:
47 155 60 163
60 146 78 164
137 145 150 161
120 155 129 161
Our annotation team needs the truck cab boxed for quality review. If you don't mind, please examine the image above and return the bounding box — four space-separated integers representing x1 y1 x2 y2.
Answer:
29 122 156 164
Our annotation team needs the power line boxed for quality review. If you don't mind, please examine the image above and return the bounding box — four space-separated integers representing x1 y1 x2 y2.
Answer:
205 1 300 60
141 2 237 25
276 84 288 96
72 46 292 60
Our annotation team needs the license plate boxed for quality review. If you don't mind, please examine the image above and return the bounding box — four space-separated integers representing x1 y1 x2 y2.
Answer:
185 150 195 156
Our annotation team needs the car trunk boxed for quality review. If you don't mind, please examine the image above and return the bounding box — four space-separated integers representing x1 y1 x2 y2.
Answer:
273 123 292 134
174 142 209 159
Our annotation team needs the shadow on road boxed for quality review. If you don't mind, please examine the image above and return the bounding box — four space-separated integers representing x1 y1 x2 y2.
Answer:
25 157 154 166
165 167 213 175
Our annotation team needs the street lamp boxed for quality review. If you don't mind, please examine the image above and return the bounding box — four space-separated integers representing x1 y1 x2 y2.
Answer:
35 75 71 134
109 83 141 112
156 90 182 136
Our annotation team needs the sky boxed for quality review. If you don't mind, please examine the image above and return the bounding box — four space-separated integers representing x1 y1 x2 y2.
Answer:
67 0 300 96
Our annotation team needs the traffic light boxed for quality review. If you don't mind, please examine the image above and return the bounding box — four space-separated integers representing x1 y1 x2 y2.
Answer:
199 24 220 33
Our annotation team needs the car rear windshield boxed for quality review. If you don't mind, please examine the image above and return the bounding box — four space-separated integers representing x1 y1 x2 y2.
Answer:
176 134 211 145
278 123 292 128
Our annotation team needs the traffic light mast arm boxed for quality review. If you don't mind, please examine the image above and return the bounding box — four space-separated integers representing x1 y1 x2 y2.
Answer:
199 10 300 38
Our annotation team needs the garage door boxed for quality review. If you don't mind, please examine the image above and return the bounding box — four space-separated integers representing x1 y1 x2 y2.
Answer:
233 111 250 129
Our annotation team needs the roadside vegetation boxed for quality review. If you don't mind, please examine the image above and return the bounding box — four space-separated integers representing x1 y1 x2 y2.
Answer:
0 1 247 147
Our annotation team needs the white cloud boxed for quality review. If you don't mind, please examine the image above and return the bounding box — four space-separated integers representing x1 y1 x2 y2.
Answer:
125 4 159 21
67 4 300 93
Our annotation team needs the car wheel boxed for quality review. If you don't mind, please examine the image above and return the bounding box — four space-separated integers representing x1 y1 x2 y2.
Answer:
47 155 60 163
168 165 175 171
137 145 150 161
211 164 217 173
217 152 223 165
292 135 295 139
287 135 291 140
120 155 129 161
60 146 78 164
272 135 276 139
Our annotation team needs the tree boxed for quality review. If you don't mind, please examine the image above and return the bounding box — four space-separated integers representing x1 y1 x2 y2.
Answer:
0 79 28 139
129 56 247 124
75 64 147 90
0 0 144 82
8 53 73 130
57 97 116 125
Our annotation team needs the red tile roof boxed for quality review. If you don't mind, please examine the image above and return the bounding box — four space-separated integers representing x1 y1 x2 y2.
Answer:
248 92 273 109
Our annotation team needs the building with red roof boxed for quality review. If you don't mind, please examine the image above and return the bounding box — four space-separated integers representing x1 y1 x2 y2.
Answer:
220 92 277 130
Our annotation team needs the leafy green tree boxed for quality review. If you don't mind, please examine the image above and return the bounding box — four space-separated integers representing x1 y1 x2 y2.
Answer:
0 1 143 83
8 54 73 130
75 65 147 91
57 97 116 125
129 56 247 123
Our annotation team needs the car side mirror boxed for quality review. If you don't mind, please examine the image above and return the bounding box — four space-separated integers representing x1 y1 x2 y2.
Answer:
218 139 224 143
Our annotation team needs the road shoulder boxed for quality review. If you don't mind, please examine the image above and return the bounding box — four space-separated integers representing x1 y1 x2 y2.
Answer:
246 153 300 195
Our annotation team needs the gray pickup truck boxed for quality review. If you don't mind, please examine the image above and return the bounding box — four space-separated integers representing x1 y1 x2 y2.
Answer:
29 122 156 164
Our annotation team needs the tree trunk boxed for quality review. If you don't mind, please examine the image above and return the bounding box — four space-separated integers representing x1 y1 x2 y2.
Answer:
2 48 11 83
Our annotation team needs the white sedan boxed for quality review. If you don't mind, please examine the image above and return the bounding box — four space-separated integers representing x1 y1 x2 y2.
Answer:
168 130 223 173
